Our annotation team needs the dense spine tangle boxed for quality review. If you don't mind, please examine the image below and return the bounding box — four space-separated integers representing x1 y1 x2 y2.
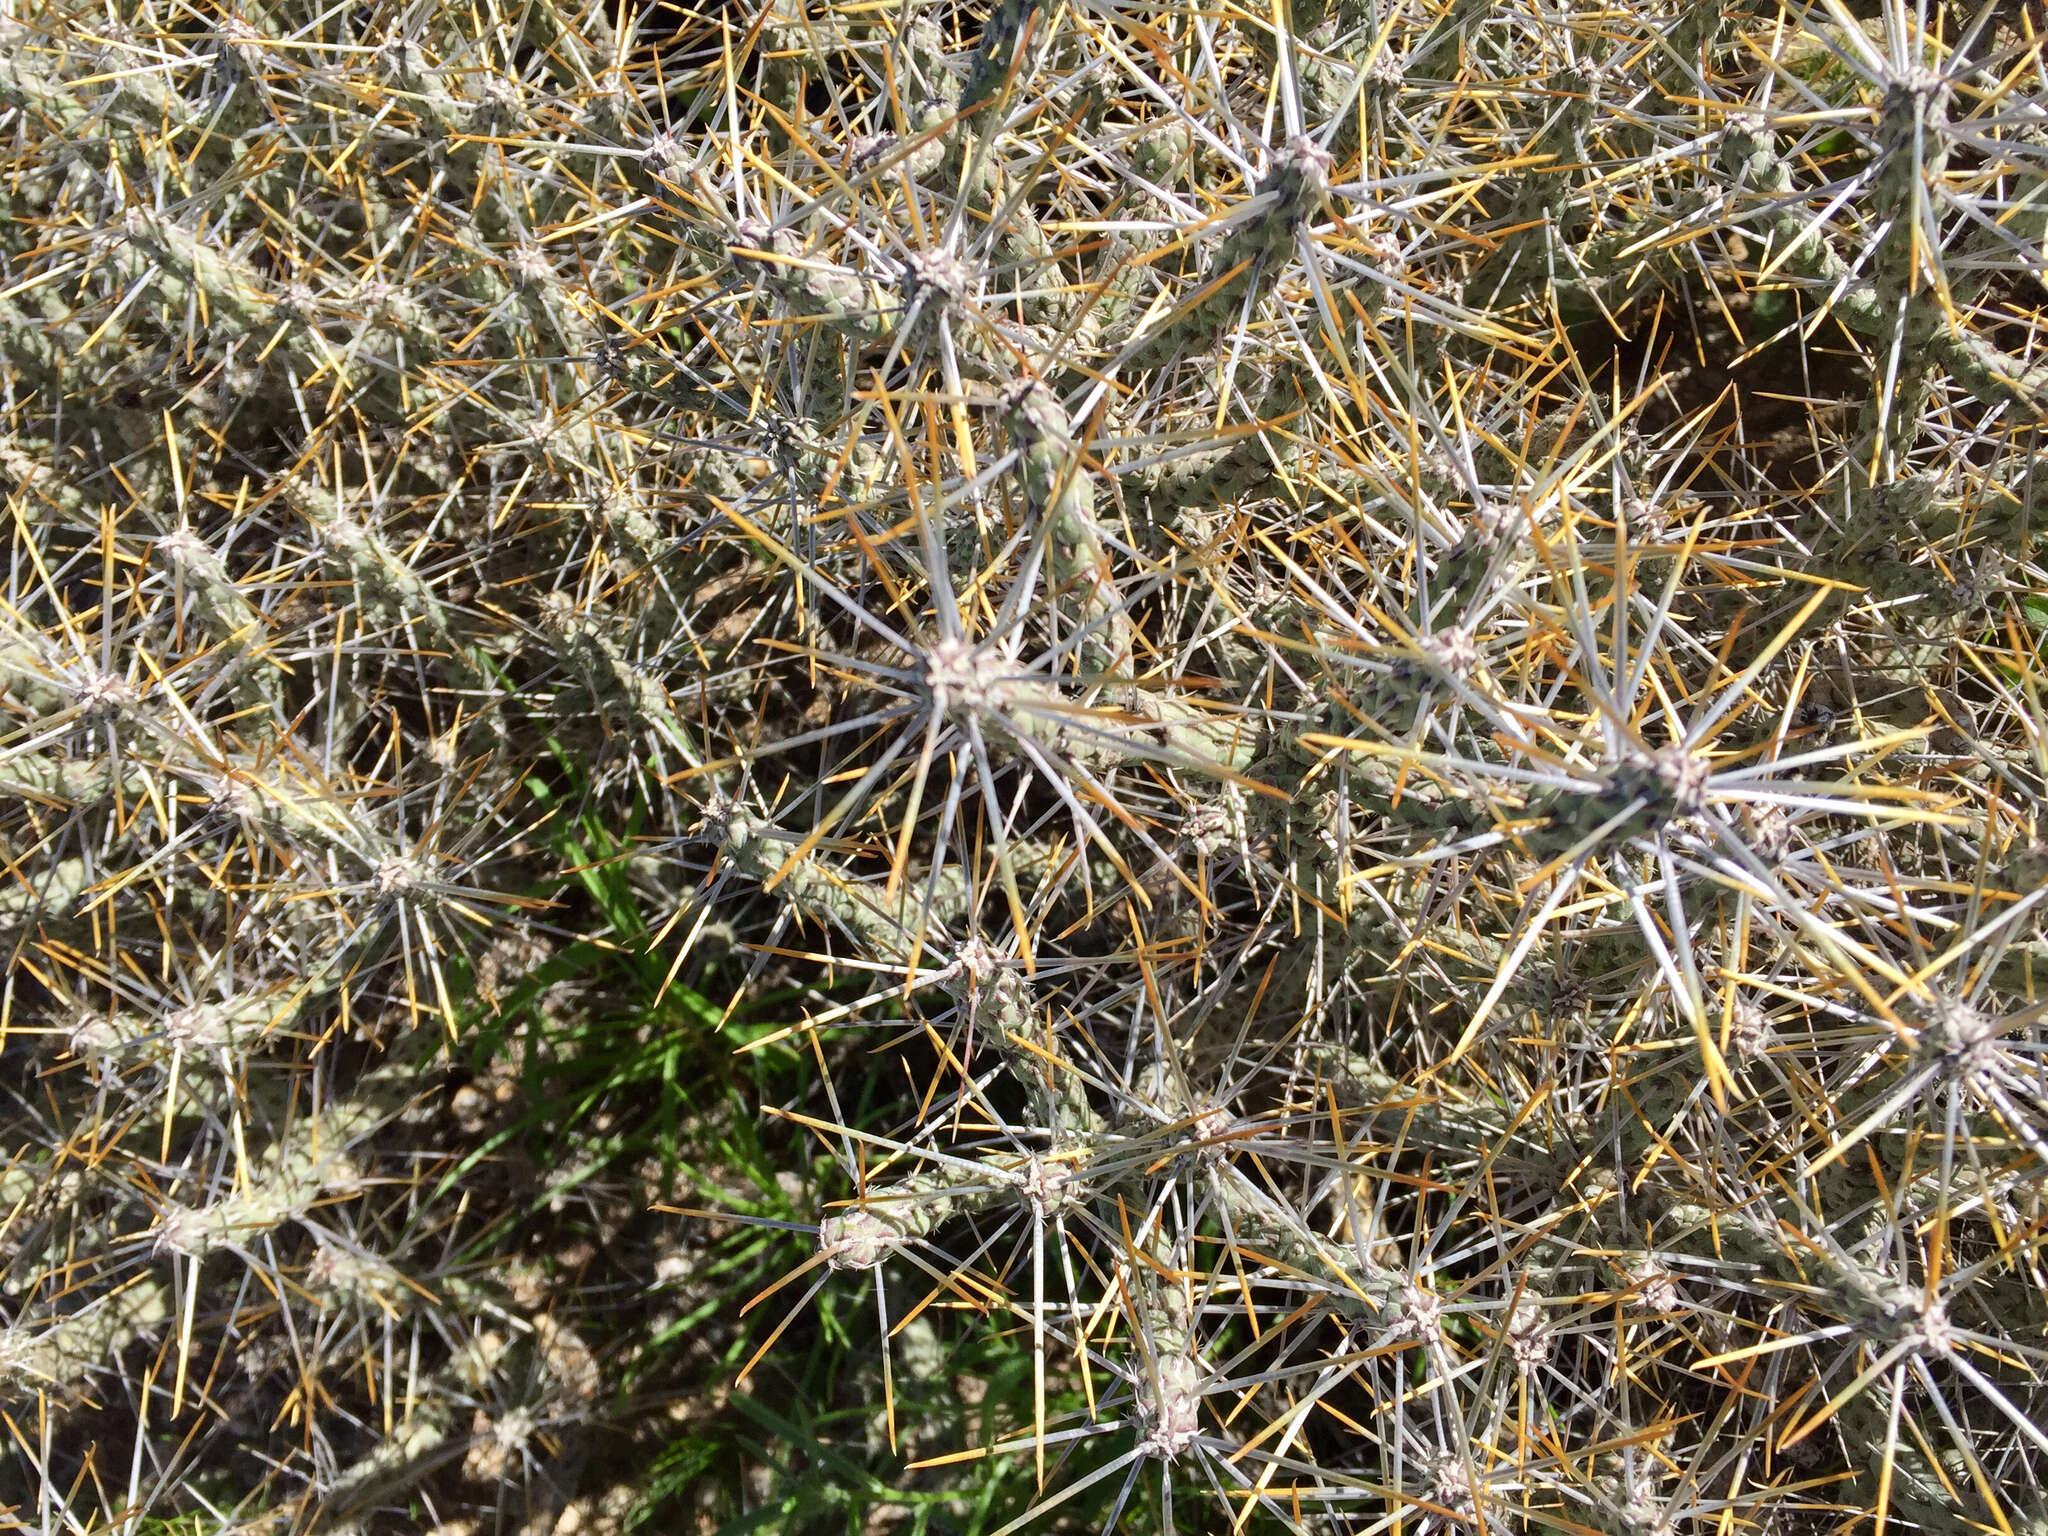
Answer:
2 0 2045 1531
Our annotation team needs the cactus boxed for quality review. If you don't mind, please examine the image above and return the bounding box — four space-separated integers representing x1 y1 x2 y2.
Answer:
1 0 2044 1529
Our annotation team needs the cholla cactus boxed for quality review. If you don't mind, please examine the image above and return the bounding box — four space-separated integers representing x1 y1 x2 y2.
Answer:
2 0 2045 1529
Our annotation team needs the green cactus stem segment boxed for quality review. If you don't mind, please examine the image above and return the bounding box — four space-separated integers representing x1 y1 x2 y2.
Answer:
1120 137 1334 373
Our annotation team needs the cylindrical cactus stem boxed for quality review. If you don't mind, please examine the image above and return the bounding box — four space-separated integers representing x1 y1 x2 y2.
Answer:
1720 119 2048 418
1300 1047 1524 1151
1929 326 2048 417
1405 0 1492 70
280 473 492 701
274 1373 459 1535
156 524 287 726
0 23 99 138
1213 1161 1397 1322
1131 125 1190 190
152 1045 434 1262
1273 728 1486 837
0 1275 169 1404
65 995 276 1070
1127 358 1381 522
0 296 76 397
673 446 750 505
114 204 276 332
987 196 1062 327
845 112 949 187
108 206 419 423
901 626 1258 774
0 614 73 716
1122 1254 1206 1459
518 0 620 92
193 757 398 875
1534 197 1711 326
1139 697 1264 773
894 10 960 114
1131 415 1296 520
1131 1344 1205 1459
1064 232 1164 378
500 240 601 356
756 0 855 104
305 1239 417 1315
1002 380 1135 681
98 123 494 426
822 19 959 192
1859 69 1955 465
951 939 1105 1137
1946 198 2048 311
0 754 151 806
1464 64 1606 309
499 404 646 504
1719 119 1855 286
728 219 892 345
1120 137 1334 372
1 434 102 527
1293 39 1376 163
780 418 889 504
384 51 499 159
338 264 447 366
816 1159 1020 1270
579 480 666 574
958 0 1041 116
1640 1198 1799 1276
0 25 187 189
701 796 971 962
153 1158 345 1265
0 856 96 938
538 592 704 769
1836 1393 1984 1536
